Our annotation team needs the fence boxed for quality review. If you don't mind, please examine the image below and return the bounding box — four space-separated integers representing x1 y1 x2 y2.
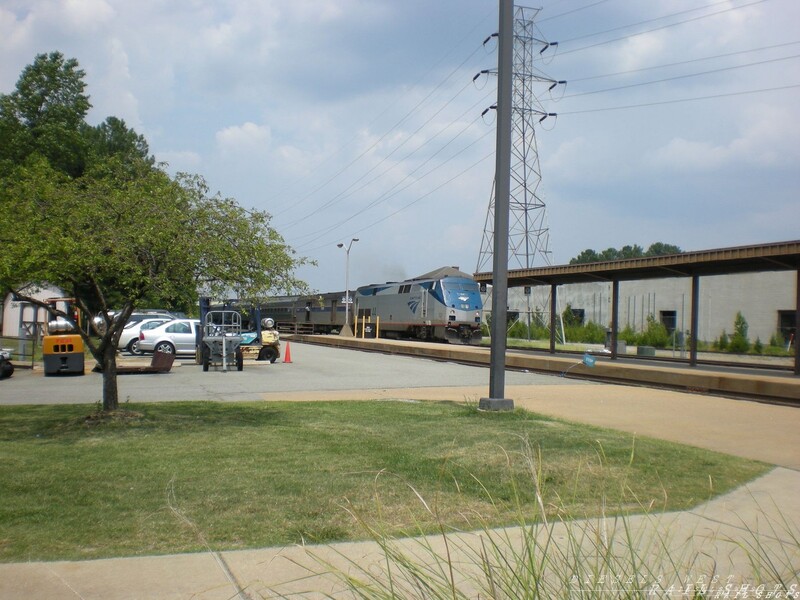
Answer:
0 336 37 369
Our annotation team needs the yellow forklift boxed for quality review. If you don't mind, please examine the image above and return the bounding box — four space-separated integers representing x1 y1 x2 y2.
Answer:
42 298 85 376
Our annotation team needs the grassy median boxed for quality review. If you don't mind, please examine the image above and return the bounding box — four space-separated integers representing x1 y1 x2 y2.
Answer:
0 400 767 562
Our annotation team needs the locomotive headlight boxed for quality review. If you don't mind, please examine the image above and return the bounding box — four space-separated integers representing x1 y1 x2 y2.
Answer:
475 311 481 323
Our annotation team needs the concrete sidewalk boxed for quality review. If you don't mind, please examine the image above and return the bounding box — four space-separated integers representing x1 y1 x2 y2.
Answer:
1 467 797 599
1 377 799 598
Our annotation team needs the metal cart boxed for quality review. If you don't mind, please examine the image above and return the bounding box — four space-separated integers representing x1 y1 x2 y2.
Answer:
200 310 244 372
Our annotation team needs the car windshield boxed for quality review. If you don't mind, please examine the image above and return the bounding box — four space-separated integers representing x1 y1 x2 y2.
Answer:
141 320 168 331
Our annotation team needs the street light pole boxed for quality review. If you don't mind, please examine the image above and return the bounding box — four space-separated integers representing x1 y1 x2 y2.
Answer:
337 238 359 331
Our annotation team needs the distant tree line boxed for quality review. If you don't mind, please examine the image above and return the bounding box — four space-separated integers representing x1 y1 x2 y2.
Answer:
569 242 682 265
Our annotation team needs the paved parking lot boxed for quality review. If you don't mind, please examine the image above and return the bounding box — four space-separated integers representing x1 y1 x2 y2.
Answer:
2 341 798 468
0 341 584 405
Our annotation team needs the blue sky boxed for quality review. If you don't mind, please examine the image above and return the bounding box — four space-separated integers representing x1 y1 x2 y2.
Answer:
2 0 798 294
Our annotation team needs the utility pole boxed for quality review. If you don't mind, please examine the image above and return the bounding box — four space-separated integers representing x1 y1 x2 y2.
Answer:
480 0 514 411
476 3 562 409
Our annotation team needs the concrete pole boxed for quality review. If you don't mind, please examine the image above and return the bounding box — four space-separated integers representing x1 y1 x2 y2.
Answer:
611 280 619 360
481 0 514 411
795 269 799 376
690 274 700 367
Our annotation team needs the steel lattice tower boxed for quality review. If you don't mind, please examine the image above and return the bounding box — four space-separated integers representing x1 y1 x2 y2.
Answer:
477 6 557 273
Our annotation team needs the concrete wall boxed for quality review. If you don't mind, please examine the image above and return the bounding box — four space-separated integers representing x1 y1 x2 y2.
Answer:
486 270 795 344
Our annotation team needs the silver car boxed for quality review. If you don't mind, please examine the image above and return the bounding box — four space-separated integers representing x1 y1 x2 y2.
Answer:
137 319 201 355
118 317 173 355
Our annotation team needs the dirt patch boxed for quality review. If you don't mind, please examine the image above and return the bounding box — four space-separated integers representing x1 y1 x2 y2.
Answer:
79 410 145 426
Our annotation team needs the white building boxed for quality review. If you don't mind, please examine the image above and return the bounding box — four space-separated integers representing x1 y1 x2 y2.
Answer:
0 285 68 338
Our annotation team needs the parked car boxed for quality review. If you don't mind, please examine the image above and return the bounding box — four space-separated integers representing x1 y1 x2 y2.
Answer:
0 348 13 379
118 317 173 355
137 319 201 356
93 310 177 335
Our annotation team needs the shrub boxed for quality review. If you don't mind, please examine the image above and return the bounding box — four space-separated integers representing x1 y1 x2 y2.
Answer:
716 331 729 351
728 312 750 353
639 315 670 348
508 320 528 339
618 325 638 345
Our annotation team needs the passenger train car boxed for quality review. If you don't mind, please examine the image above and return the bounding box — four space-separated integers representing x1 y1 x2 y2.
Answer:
259 267 483 344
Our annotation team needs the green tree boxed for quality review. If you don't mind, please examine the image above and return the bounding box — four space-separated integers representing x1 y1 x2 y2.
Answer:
645 242 682 257
569 243 682 264
617 244 644 260
0 158 308 410
0 51 91 177
569 248 600 265
82 116 154 168
0 53 309 411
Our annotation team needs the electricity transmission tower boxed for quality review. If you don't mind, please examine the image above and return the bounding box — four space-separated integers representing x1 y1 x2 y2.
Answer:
476 5 560 274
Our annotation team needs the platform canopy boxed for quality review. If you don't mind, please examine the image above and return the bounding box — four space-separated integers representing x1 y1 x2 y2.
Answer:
474 240 800 287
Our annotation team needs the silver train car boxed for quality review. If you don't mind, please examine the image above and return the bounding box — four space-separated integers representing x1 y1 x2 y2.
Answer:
259 291 346 335
260 267 483 344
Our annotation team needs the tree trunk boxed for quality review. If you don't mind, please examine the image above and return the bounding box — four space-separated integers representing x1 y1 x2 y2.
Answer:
101 342 119 411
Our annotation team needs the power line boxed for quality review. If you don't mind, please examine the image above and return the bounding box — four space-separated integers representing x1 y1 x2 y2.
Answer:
272 17 493 219
557 83 800 115
562 53 800 99
567 41 800 83
539 0 613 23
283 78 485 231
292 119 495 248
556 0 771 56
290 93 495 244
298 150 495 254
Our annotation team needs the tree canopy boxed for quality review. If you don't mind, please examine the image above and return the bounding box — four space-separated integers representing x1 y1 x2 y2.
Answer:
0 52 308 410
569 243 683 265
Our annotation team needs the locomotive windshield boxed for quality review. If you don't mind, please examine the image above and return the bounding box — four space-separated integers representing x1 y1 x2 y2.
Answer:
441 278 482 310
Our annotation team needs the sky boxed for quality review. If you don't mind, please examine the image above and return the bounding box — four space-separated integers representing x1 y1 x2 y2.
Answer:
1 0 798 294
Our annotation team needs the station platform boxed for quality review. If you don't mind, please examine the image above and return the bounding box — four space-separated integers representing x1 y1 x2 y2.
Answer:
290 334 800 404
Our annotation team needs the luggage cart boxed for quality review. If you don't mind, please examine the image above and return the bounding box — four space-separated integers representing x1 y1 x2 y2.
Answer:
201 310 244 372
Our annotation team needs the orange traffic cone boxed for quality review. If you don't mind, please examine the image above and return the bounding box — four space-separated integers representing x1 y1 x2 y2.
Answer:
283 342 292 364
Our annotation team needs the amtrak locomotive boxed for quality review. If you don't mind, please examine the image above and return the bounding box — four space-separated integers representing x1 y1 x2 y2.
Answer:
260 267 483 344
355 267 483 343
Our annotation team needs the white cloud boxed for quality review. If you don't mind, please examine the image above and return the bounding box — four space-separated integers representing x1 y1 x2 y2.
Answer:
649 106 800 172
215 122 271 157
1 0 797 292
59 0 115 30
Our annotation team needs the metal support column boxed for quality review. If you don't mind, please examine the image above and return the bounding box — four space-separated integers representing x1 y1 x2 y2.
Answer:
690 274 700 367
795 269 799 376
610 280 619 360
549 283 557 354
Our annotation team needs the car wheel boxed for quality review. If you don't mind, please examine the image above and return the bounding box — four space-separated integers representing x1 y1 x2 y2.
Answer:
155 341 175 355
126 339 142 355
0 360 13 379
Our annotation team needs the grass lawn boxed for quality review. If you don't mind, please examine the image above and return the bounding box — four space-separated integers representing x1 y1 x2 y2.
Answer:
0 400 767 562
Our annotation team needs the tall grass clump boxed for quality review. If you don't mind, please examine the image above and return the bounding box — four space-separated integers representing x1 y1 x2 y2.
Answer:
284 438 799 600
